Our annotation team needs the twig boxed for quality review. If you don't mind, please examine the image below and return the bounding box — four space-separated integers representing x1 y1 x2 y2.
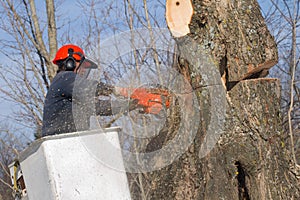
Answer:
0 176 14 191
287 0 298 167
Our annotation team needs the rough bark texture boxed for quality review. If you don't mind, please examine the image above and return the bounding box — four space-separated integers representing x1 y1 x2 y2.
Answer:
188 0 278 87
128 0 300 199
132 80 300 200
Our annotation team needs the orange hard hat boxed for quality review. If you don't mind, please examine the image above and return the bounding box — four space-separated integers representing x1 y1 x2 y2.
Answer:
52 44 85 64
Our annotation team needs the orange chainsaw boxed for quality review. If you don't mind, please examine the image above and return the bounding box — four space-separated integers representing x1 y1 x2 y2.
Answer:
118 87 172 114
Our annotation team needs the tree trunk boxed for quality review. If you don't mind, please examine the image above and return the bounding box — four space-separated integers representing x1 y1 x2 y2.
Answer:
128 0 300 199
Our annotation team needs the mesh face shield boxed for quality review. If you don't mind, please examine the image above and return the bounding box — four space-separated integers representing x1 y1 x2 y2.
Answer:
76 58 98 78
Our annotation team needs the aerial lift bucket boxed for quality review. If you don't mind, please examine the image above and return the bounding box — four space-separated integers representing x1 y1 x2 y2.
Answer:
9 127 131 200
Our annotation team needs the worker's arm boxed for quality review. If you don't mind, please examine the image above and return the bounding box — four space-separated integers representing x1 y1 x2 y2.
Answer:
95 99 113 116
95 99 139 116
96 82 115 96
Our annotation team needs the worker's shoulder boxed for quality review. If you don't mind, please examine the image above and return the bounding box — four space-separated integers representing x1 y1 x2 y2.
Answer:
56 71 76 78
52 71 76 82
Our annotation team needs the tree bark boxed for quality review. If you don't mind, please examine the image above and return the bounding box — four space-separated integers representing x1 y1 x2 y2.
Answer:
45 0 58 82
186 0 278 84
128 0 300 199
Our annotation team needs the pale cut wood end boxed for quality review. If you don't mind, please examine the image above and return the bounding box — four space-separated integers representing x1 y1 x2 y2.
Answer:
166 0 194 38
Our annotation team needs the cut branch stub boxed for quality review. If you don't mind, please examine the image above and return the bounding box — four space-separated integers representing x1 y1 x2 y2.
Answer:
166 0 194 38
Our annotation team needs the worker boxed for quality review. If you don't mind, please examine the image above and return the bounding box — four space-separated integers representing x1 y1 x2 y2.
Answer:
41 44 137 137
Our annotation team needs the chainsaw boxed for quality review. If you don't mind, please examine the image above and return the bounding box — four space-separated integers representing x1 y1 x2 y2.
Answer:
117 86 171 114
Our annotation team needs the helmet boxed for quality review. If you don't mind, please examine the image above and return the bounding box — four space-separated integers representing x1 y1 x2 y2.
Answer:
52 44 85 64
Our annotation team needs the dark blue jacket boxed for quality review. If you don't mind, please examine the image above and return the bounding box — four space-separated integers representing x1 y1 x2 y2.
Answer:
41 71 114 137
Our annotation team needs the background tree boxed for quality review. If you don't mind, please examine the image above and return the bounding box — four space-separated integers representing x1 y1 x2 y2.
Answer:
261 0 300 166
0 0 57 139
0 125 28 200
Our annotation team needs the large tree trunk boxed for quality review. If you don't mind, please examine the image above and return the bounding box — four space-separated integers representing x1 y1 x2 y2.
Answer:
128 0 300 199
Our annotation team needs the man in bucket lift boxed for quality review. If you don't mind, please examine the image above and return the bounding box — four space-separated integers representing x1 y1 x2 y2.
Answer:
41 44 171 137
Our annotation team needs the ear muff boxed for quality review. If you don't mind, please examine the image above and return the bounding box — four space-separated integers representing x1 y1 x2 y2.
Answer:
63 48 76 71
64 48 84 71
65 57 76 71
